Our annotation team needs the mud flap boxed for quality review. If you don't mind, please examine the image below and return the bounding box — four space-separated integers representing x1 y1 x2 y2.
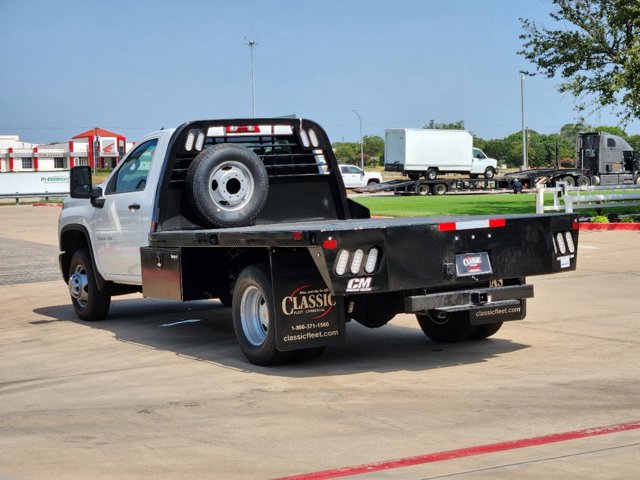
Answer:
271 250 346 351
469 300 526 326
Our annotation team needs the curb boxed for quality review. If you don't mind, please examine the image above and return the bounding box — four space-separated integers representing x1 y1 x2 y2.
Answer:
32 203 63 208
579 223 640 231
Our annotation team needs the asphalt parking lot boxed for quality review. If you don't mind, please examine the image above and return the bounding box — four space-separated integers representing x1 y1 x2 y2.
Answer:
0 205 638 479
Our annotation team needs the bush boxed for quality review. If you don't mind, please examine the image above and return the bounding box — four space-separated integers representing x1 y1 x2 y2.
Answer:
591 215 609 223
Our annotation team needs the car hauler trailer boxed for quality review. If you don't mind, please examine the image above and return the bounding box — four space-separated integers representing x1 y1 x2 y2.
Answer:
59 118 579 366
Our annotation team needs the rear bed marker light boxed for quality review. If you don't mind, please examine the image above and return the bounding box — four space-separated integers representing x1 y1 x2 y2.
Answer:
364 248 379 273
438 218 506 232
350 249 364 274
323 238 338 250
335 250 349 275
556 232 567 254
564 232 575 253
293 231 303 241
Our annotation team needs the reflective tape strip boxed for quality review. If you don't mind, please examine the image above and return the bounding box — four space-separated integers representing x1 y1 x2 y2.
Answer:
438 218 506 232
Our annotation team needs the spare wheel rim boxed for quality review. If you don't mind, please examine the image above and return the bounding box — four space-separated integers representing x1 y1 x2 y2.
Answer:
207 161 255 212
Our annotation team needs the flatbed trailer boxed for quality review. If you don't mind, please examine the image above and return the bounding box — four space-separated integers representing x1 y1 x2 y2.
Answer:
354 177 512 195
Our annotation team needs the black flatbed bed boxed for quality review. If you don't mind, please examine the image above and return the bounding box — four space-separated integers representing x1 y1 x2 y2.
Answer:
149 213 567 248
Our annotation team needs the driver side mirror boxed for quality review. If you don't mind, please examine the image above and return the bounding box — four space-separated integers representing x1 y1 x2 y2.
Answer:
70 166 93 198
70 166 104 207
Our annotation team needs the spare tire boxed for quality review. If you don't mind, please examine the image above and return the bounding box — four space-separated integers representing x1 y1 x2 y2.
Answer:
186 144 269 227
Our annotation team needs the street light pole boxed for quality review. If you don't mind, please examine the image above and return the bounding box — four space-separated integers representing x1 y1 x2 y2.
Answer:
352 109 363 169
520 72 528 170
246 40 258 117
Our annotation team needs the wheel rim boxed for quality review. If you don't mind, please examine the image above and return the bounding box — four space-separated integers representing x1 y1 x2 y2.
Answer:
69 264 89 308
430 311 450 325
207 161 255 212
240 285 269 347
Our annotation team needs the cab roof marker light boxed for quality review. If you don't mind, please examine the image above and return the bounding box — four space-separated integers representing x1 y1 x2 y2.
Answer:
365 248 379 273
225 125 261 134
185 132 195 151
195 132 205 151
565 232 575 253
308 128 319 147
335 250 350 276
207 126 225 137
299 129 310 148
350 249 364 274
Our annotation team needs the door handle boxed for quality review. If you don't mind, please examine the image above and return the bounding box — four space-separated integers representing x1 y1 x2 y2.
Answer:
128 203 141 211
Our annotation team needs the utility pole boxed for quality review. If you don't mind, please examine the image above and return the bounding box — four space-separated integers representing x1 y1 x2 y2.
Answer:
246 39 257 117
520 72 528 170
352 109 363 169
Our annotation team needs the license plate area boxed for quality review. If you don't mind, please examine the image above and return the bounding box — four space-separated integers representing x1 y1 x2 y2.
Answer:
455 252 492 277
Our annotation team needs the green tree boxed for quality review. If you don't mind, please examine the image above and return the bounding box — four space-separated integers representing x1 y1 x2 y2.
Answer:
363 135 385 166
423 120 466 130
332 142 360 165
593 125 629 138
519 0 640 123
559 120 592 141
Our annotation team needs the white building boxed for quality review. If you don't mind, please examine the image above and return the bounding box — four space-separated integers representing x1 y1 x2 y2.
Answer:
0 128 132 172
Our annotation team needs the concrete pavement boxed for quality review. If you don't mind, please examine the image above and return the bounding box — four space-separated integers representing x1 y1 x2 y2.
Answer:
0 205 638 479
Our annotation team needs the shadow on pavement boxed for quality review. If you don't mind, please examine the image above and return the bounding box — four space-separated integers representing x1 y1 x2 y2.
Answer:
33 297 530 377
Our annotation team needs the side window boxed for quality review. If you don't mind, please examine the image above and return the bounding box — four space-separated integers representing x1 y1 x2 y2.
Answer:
111 139 158 194
607 138 616 148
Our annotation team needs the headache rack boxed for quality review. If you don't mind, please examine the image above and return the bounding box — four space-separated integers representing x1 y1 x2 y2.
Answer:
168 123 329 186
154 118 353 232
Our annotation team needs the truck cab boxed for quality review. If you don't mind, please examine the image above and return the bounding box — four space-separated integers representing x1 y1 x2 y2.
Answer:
471 148 497 178
578 132 640 185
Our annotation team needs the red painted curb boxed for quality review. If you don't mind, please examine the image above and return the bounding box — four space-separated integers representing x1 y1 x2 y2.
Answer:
275 421 640 480
579 223 640 231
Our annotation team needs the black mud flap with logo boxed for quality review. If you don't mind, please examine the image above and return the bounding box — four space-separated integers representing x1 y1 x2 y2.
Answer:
271 250 346 351
469 300 527 326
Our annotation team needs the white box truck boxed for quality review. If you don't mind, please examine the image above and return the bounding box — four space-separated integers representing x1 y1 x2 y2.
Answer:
385 129 498 180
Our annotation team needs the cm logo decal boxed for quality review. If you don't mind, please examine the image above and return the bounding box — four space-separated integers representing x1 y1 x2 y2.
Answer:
346 277 372 292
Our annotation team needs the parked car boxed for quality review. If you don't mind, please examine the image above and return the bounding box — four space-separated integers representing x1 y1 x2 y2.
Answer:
339 164 383 188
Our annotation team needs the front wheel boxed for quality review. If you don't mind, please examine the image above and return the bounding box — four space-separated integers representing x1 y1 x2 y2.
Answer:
68 249 111 321
232 265 293 366
484 167 495 179
416 310 477 343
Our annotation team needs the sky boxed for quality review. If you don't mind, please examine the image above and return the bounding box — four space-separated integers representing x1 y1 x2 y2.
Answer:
1 0 638 145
